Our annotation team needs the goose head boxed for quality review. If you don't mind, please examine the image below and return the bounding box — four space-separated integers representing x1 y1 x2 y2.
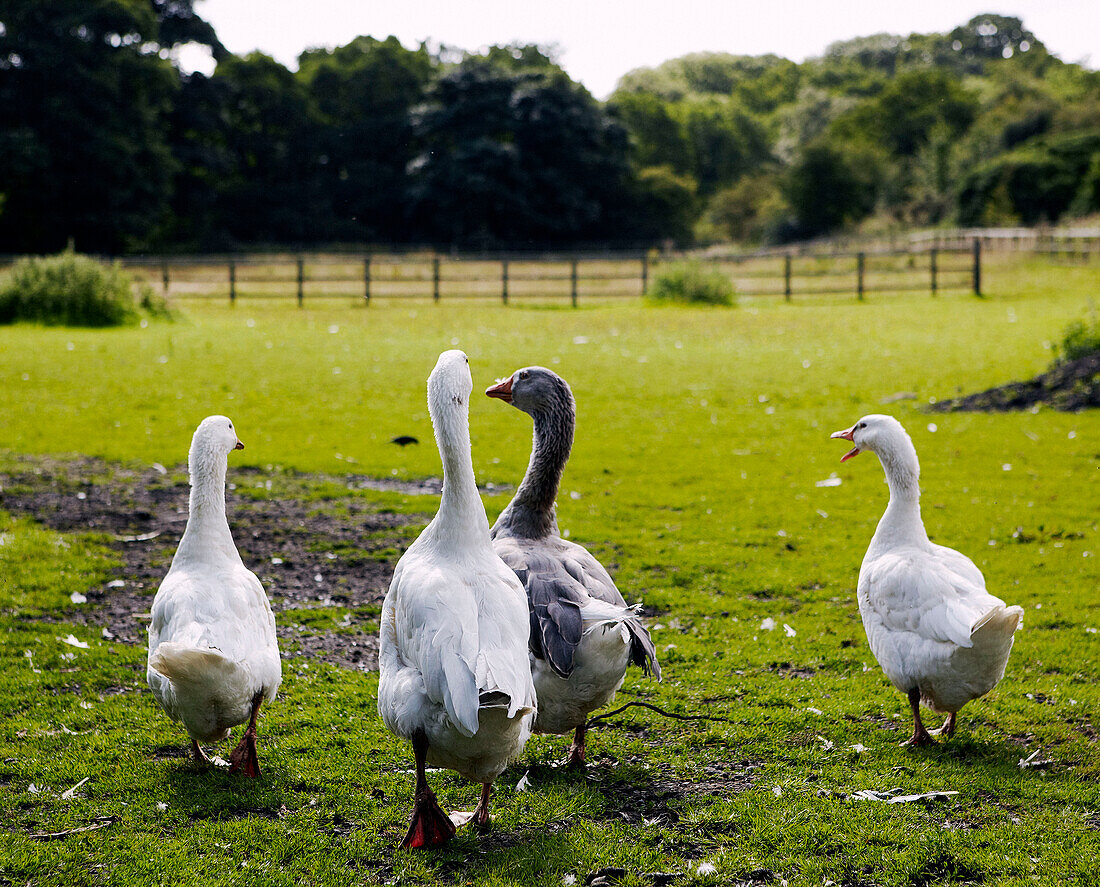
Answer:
831 414 914 460
831 414 920 486
191 415 244 459
427 350 473 427
485 366 573 418
187 415 244 488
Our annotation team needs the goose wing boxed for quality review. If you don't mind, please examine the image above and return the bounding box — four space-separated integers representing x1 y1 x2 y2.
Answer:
389 560 483 736
862 547 1006 647
496 535 660 680
388 556 533 737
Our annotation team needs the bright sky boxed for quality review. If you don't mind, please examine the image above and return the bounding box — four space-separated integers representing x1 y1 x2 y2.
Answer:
186 1 1098 98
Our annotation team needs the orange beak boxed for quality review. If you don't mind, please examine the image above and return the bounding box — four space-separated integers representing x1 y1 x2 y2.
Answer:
485 376 514 404
830 427 859 462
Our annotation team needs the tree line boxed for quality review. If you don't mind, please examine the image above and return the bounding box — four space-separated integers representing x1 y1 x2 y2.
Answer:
1 3 1098 254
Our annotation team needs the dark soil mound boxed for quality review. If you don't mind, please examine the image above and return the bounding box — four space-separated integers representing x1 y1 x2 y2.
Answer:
929 352 1100 413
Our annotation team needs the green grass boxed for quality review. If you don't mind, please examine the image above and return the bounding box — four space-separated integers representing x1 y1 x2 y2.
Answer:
1 254 1098 885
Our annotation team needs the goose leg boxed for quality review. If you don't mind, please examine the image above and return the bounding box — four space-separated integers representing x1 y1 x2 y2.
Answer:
566 725 587 769
931 712 957 738
228 690 265 777
191 739 211 765
400 730 456 849
903 687 934 747
471 783 492 829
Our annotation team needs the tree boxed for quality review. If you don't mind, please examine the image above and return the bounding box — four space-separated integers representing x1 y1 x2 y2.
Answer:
831 69 978 158
783 141 884 237
298 36 434 242
168 53 324 248
406 52 637 247
0 0 189 252
674 98 771 195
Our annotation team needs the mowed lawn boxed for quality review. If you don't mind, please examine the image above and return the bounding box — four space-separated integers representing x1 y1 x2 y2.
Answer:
0 254 1097 886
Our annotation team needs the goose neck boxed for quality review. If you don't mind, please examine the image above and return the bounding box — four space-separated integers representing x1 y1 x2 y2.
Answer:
869 446 928 549
431 401 491 548
497 407 573 539
177 451 239 562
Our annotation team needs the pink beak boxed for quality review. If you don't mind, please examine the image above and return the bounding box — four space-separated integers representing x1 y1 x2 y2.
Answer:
234 440 245 450
485 375 514 404
830 427 859 462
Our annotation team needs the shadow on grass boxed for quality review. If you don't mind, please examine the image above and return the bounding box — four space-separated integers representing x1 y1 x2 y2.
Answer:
159 759 289 822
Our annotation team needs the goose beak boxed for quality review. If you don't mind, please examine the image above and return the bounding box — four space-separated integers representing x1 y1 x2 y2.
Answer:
485 376 514 403
830 427 859 462
234 439 245 451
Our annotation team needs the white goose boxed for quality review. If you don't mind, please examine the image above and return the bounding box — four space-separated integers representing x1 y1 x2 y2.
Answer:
147 415 281 775
378 351 535 849
831 414 1023 745
486 367 660 767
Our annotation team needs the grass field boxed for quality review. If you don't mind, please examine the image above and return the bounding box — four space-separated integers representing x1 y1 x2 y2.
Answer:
0 254 1098 886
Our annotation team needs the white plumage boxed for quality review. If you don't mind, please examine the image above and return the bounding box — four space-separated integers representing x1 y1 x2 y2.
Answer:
378 351 535 848
147 415 281 775
832 414 1022 744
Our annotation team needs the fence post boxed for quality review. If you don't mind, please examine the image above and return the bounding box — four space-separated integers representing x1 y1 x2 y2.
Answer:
784 254 792 302
229 260 236 305
641 254 649 296
930 248 938 296
570 259 578 308
501 258 509 305
856 252 865 301
972 238 982 296
296 257 304 308
363 257 371 305
433 257 440 303
161 261 169 296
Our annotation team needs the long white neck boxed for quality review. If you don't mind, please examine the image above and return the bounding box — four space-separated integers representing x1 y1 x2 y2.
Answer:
425 392 491 553
868 435 929 553
175 445 241 565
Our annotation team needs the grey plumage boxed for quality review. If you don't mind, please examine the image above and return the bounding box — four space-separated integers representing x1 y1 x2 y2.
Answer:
488 367 660 681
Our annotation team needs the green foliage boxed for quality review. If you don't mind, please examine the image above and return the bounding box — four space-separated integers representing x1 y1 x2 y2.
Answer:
0 251 154 327
647 261 735 305
699 174 788 243
406 58 636 247
2 8 1099 251
1053 304 1100 364
781 141 884 238
630 166 699 244
0 0 198 253
958 131 1100 225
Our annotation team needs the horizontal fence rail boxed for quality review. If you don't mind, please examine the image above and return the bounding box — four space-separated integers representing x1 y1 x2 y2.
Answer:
97 244 983 306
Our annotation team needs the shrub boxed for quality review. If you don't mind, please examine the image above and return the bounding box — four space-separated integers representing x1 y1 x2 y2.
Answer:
0 251 160 327
648 261 736 306
1052 303 1100 364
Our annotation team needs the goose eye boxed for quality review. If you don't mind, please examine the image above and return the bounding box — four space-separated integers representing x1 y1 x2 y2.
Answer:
519 370 529 380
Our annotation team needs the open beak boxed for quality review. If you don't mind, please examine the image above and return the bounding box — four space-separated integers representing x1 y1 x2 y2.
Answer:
830 427 859 462
485 376 514 404
234 439 245 451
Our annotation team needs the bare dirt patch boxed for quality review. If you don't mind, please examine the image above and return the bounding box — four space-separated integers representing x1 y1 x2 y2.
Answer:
0 455 450 670
929 352 1100 413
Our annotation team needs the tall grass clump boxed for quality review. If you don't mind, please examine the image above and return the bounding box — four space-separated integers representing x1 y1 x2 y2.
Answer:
1051 301 1099 364
647 261 736 306
0 250 166 326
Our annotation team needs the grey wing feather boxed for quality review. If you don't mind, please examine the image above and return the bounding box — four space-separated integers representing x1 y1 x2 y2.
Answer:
496 535 661 681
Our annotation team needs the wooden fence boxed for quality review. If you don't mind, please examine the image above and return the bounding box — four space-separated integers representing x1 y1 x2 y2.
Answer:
115 243 981 306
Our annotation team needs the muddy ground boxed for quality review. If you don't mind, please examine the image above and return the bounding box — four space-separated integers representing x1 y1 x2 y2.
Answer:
0 455 445 669
930 351 1100 413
